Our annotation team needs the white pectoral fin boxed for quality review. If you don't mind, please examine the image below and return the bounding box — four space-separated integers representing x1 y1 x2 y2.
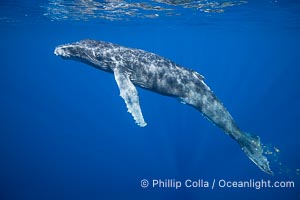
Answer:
114 68 147 127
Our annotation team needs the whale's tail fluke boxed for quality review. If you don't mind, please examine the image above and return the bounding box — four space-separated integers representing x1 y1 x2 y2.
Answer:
238 132 273 175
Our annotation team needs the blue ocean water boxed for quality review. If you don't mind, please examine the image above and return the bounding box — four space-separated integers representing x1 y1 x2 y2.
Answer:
0 0 300 199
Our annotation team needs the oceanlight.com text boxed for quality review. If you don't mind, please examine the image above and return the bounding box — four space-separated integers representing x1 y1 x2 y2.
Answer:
140 179 295 190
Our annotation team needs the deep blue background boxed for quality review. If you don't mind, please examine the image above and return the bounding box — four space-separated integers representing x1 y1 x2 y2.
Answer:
0 0 299 199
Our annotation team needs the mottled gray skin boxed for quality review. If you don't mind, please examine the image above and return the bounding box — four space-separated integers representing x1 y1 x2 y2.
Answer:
54 39 272 175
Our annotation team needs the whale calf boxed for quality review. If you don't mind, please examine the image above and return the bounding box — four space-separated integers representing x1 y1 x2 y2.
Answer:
54 39 272 175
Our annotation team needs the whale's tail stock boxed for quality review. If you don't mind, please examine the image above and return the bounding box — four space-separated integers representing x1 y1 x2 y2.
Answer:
237 132 273 175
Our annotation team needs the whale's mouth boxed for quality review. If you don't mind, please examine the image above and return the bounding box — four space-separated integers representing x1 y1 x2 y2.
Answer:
54 46 70 58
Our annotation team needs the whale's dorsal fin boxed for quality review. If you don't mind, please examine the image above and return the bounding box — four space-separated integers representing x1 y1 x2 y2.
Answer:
192 70 204 80
113 67 147 127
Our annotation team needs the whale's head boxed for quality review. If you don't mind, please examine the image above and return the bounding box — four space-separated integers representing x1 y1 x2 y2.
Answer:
54 40 97 60
54 39 114 71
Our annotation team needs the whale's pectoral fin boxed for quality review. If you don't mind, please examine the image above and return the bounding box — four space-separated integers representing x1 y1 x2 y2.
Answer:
113 67 147 127
238 132 273 175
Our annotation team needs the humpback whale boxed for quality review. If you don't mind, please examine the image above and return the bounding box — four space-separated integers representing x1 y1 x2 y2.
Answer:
54 39 272 175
